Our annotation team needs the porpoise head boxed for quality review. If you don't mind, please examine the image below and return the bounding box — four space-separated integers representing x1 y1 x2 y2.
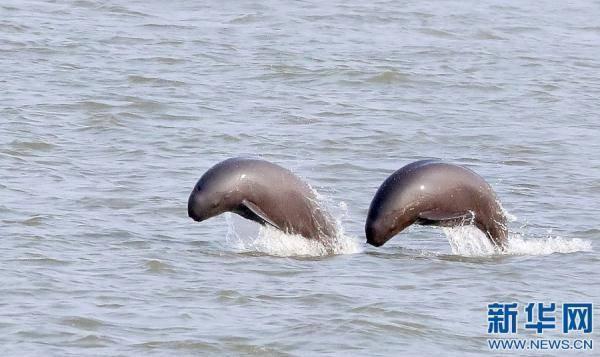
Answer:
365 211 416 247
188 160 246 223
365 177 421 247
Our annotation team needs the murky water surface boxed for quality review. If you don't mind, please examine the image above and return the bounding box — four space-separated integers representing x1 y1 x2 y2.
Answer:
1 0 599 355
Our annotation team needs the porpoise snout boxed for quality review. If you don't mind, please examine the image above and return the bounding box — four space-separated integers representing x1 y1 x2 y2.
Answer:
365 218 386 247
188 193 202 222
366 237 385 247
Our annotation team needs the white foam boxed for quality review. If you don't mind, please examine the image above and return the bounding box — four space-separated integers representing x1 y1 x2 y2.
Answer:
223 198 591 258
224 212 363 257
503 234 592 256
443 226 592 257
444 226 497 256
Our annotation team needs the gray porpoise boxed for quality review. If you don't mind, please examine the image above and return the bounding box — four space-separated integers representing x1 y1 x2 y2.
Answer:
188 158 337 242
365 160 508 249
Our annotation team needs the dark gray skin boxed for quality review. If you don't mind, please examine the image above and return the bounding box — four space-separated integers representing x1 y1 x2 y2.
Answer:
365 160 508 249
188 158 337 242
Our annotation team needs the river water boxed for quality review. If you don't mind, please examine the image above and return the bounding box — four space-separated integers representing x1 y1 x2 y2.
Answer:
1 0 599 355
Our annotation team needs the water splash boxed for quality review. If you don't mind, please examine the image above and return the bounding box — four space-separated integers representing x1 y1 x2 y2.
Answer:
443 226 592 257
444 226 496 256
503 234 592 256
224 212 363 257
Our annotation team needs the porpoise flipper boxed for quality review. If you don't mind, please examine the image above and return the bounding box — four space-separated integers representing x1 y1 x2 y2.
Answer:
416 210 475 227
237 199 282 230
